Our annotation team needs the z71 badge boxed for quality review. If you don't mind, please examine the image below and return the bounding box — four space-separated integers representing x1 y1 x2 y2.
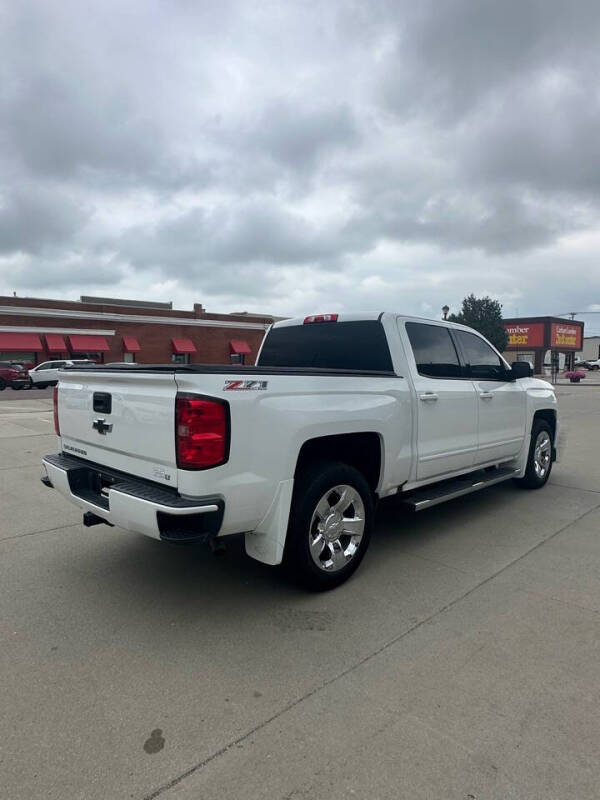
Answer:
223 380 268 391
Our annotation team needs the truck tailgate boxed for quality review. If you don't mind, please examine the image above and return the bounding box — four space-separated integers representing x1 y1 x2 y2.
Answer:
57 371 179 487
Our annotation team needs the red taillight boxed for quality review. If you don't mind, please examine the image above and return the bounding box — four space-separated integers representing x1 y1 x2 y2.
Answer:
303 313 338 324
176 393 229 469
53 386 60 436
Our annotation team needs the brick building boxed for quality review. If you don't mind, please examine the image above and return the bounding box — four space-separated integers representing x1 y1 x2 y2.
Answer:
0 296 275 366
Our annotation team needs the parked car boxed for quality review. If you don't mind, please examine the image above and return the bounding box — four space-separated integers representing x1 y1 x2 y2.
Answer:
573 359 600 371
29 359 96 389
7 361 34 388
0 362 30 390
10 361 35 371
43 313 559 590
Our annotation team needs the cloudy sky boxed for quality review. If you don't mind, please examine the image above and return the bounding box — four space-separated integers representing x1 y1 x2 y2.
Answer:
1 0 600 330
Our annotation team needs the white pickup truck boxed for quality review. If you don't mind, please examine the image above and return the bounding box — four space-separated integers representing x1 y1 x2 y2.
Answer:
43 313 558 590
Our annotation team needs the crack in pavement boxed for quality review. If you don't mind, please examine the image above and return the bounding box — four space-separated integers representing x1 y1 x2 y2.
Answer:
0 522 81 544
142 500 600 800
548 481 600 494
0 433 56 440
0 462 53 472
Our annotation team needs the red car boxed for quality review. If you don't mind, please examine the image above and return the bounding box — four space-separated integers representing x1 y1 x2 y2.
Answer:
0 362 30 390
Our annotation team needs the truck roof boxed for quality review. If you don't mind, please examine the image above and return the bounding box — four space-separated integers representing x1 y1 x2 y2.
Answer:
272 312 475 331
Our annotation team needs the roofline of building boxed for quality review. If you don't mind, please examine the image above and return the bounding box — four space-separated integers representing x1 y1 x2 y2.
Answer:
0 325 116 335
503 316 584 325
0 305 269 331
0 296 274 325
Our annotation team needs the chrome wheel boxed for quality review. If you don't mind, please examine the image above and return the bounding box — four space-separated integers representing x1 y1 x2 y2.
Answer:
533 430 551 479
308 484 365 573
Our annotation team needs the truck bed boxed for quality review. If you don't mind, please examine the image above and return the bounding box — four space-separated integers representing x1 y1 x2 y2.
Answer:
63 364 397 377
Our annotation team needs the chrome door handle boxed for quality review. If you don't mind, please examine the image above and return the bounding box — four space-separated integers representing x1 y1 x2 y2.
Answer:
479 392 494 400
419 392 439 401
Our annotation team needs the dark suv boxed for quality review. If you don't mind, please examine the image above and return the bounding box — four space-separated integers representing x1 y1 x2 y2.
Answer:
0 362 30 390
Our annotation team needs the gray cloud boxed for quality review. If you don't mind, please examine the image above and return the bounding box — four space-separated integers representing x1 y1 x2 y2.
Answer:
1 0 600 326
0 184 90 255
7 253 125 291
119 197 346 270
380 0 600 122
462 85 600 197
244 100 360 172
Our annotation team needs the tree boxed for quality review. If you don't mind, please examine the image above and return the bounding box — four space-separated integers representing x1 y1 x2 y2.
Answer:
448 294 508 352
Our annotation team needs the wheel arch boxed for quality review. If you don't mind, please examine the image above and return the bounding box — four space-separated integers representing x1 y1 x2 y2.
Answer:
532 408 556 439
294 431 383 495
246 432 383 568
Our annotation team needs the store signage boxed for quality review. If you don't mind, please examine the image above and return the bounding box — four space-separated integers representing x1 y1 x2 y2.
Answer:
504 322 545 348
550 322 582 350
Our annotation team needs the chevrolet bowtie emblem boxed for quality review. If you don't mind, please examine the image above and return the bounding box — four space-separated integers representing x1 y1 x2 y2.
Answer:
92 418 113 435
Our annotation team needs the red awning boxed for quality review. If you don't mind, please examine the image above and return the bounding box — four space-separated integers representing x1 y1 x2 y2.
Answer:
45 334 67 352
0 332 43 352
123 336 141 353
68 334 110 352
229 339 252 355
172 338 197 354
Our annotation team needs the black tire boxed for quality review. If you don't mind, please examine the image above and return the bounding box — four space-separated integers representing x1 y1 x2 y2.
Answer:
12 384 23 390
0 379 6 391
35 383 47 390
593 365 599 371
513 420 553 490
282 461 375 591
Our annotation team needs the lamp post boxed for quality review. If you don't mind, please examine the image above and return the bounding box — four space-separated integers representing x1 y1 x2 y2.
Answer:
442 304 449 320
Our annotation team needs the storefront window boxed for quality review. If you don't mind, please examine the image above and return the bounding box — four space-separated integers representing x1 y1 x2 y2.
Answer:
71 352 103 363
0 351 37 364
171 353 190 364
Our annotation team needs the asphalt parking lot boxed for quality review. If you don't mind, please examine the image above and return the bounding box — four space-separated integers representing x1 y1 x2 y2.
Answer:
0 385 53 401
2 387 600 799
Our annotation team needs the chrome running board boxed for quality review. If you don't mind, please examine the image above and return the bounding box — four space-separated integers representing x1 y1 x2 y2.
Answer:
401 467 518 512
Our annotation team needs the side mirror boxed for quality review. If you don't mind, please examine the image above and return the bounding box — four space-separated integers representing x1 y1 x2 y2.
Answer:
510 361 532 379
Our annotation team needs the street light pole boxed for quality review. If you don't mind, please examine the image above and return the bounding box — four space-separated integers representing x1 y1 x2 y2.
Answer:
442 305 449 320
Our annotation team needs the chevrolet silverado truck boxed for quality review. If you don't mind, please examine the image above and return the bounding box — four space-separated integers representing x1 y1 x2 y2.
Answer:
42 313 559 590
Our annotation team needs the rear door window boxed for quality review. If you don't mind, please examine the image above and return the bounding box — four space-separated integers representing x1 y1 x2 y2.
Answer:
405 322 462 379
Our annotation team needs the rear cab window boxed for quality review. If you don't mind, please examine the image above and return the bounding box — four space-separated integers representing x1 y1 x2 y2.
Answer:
257 320 394 372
